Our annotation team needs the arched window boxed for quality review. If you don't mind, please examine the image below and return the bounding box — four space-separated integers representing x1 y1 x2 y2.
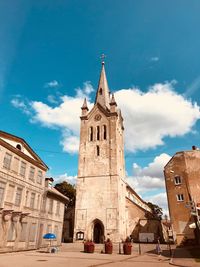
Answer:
97 126 100 140
103 125 107 140
16 144 21 150
89 127 93 141
97 145 100 156
99 88 103 95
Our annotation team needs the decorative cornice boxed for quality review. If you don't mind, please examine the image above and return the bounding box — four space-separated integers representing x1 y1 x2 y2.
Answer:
20 212 30 222
12 212 22 222
2 210 13 221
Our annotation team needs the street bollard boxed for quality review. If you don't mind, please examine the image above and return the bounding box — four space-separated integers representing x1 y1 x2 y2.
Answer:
138 242 141 255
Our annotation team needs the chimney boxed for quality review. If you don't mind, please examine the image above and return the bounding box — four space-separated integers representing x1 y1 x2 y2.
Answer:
45 177 54 188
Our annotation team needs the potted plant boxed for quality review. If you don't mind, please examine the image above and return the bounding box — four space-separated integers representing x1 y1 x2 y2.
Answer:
84 240 95 253
104 238 113 254
123 237 132 255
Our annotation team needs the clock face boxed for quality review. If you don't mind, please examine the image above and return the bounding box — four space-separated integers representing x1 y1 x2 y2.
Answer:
94 114 102 121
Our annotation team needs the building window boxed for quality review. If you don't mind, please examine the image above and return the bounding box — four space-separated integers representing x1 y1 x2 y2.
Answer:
0 182 5 207
97 126 100 140
174 176 181 185
37 170 43 184
7 223 15 241
20 162 26 177
29 166 35 181
103 125 107 140
29 223 37 242
12 157 20 173
3 152 12 169
176 194 184 202
6 185 15 203
37 194 40 210
56 201 60 215
16 144 21 150
89 127 93 141
30 192 35 209
99 88 103 95
20 222 27 242
48 199 53 214
41 196 46 212
76 231 84 240
15 187 22 206
47 224 52 233
97 145 100 156
25 190 29 206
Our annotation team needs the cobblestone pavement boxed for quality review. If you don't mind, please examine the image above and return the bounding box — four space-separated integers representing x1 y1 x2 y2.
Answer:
0 243 173 267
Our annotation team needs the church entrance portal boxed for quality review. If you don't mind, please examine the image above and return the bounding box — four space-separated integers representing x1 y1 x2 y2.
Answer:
93 220 104 243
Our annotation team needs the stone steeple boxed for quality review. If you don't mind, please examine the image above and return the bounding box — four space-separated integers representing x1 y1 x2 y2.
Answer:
110 93 117 113
95 62 110 110
81 98 89 116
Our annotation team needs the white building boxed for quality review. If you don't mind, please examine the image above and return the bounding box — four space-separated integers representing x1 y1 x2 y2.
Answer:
0 130 68 252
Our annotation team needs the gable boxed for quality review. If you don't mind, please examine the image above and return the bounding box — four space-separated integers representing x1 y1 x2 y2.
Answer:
86 103 117 124
0 131 48 170
0 137 35 159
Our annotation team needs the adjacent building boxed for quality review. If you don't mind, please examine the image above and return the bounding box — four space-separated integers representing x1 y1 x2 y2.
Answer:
0 131 68 252
74 61 153 243
164 146 200 245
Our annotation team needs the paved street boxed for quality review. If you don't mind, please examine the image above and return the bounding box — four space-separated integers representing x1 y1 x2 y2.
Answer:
0 243 173 267
0 243 199 267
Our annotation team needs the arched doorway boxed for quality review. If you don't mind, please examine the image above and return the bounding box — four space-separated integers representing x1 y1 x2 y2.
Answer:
93 219 104 243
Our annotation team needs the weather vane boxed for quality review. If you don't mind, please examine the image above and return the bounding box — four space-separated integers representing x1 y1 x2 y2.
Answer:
100 54 106 64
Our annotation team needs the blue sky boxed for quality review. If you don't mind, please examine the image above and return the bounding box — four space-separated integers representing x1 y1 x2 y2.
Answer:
1 0 200 214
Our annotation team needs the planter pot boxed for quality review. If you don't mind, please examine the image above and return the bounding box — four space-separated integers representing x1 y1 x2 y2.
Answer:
84 242 95 253
123 242 132 255
105 242 113 254
87 243 94 253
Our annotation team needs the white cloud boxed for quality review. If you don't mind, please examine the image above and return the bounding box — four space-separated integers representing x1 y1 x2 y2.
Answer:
115 82 200 152
11 98 31 115
145 192 169 216
60 133 80 154
47 94 59 104
127 153 171 216
75 81 94 99
31 97 82 133
44 80 60 88
133 153 171 179
53 172 77 185
127 153 171 193
11 81 200 154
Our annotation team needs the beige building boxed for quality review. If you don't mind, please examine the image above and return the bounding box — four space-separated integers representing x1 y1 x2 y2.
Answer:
0 131 68 252
74 61 152 243
164 146 200 245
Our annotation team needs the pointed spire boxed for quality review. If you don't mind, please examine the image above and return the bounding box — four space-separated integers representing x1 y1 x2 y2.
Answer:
110 93 117 106
110 93 117 113
81 98 88 116
95 61 110 110
81 98 88 110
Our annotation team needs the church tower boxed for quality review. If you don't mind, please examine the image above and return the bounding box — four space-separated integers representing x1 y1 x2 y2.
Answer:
74 60 127 243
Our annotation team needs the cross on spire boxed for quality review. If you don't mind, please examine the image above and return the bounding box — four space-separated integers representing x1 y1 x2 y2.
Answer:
100 54 106 65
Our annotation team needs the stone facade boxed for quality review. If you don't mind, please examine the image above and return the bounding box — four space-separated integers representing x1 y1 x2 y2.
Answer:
164 146 200 245
0 131 68 252
74 62 152 243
